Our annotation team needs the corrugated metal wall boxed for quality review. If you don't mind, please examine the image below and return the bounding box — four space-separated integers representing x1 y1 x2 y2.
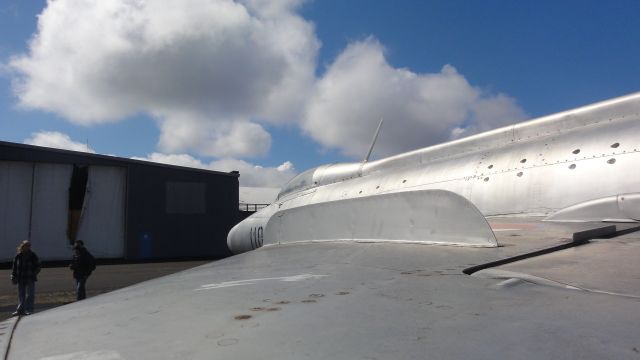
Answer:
0 161 126 261
75 166 126 258
0 161 32 261
30 163 74 260
125 165 237 259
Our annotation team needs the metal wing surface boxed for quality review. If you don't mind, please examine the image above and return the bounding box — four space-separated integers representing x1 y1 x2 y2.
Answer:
3 219 640 359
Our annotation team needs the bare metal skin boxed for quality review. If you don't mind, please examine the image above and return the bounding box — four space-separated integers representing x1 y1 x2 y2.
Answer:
229 92 640 253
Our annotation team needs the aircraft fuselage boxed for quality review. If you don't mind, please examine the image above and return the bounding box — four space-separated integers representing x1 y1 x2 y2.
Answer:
228 93 640 254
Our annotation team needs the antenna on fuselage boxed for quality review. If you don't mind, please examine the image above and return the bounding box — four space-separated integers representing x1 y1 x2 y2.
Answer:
363 118 383 164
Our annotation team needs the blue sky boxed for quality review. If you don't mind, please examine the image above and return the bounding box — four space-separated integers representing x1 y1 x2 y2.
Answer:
1 0 639 187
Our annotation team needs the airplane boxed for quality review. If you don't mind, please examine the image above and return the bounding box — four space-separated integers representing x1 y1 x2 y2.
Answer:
228 91 640 253
1 92 639 359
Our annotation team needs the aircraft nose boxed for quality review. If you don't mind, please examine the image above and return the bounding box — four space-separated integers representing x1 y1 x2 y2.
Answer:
227 211 270 255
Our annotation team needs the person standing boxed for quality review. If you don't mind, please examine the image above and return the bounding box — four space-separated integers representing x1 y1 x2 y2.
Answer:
10 240 41 316
69 241 96 301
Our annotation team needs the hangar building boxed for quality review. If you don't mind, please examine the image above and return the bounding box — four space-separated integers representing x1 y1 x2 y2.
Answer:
0 141 239 262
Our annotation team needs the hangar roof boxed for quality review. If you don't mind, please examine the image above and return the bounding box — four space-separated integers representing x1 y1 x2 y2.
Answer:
0 140 238 178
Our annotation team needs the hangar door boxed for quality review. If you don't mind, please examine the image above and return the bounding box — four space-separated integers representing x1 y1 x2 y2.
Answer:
76 166 126 258
0 162 126 261
0 162 33 261
31 163 75 260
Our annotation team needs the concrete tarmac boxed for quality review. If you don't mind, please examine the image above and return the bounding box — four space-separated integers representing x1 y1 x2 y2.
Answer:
0 260 210 320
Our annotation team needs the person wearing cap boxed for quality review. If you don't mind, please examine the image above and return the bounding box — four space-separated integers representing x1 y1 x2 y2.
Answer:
69 241 96 300
10 240 41 316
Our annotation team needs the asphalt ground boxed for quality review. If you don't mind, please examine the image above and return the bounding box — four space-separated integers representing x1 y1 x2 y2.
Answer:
0 260 210 320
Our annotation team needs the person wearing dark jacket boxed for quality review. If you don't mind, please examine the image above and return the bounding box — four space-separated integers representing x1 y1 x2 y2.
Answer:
11 240 41 316
69 241 96 301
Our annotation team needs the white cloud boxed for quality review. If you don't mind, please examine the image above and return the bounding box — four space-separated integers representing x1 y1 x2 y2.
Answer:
211 158 297 187
9 2 528 167
239 186 280 205
24 131 96 153
133 152 296 188
9 0 319 158
131 153 208 170
303 38 526 158
155 112 272 158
